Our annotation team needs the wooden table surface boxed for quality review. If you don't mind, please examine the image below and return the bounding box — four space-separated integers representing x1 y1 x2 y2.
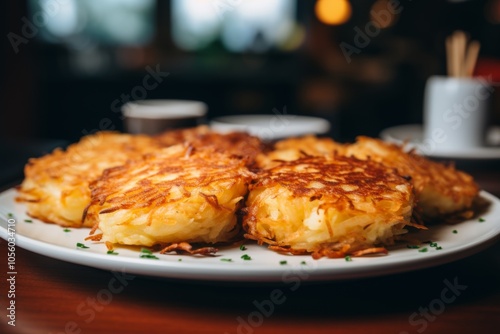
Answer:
1 162 500 334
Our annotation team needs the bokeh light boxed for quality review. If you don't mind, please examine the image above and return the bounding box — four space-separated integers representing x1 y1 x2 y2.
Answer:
370 0 399 29
315 0 352 26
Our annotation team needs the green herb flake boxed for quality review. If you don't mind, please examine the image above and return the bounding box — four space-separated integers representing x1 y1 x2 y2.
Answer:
63 228 71 232
429 242 438 248
453 230 458 234
436 246 443 250
220 258 233 262
345 255 352 262
7 213 14 218
418 247 428 253
280 260 288 265
76 242 89 249
407 245 420 249
301 261 307 265
178 258 182 262
107 250 118 255
24 219 33 223
239 245 247 251
478 217 486 222
241 254 252 261
139 248 157 259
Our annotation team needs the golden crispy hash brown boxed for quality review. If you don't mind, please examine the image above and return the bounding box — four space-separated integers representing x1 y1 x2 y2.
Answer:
84 145 254 247
244 155 417 258
156 125 265 166
16 132 162 227
343 137 479 219
256 135 343 169
260 135 479 220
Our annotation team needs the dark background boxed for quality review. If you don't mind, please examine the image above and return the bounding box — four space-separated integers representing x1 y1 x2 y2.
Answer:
1 0 500 148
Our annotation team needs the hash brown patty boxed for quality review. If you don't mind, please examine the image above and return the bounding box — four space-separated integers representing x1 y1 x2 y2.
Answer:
84 144 254 247
244 155 416 258
16 132 161 227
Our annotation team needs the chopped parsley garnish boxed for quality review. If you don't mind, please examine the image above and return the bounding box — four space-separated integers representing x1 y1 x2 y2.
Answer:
63 228 71 232
7 213 14 218
409 242 442 251
279 260 288 265
140 254 159 259
24 219 32 223
428 242 442 250
301 261 307 265
239 245 247 251
107 250 118 255
478 217 486 222
220 258 233 262
76 242 89 249
178 258 182 262
453 230 458 234
139 248 157 259
241 254 252 261
345 255 352 262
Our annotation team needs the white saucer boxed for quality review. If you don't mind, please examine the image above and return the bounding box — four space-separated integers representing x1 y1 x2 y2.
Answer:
380 124 500 159
210 114 330 141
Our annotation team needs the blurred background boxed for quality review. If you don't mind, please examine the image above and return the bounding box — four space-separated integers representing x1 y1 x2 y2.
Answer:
2 0 500 145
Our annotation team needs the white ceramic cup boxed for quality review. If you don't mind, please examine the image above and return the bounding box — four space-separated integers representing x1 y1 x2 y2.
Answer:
422 76 492 153
122 99 207 135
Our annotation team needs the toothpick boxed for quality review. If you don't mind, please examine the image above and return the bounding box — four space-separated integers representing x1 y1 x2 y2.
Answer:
464 40 480 77
454 30 467 77
450 32 460 77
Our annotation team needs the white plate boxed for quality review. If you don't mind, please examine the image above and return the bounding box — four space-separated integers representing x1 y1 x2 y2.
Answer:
380 124 500 159
210 114 330 141
1 188 499 282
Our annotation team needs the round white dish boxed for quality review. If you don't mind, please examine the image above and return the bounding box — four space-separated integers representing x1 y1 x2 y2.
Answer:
379 124 500 159
122 99 207 119
210 114 330 141
1 188 499 282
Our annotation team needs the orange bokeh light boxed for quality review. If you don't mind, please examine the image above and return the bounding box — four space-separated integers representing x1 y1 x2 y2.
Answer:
315 0 352 26
370 0 398 29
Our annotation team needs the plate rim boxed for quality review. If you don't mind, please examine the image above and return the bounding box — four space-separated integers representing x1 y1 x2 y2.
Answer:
1 188 499 282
